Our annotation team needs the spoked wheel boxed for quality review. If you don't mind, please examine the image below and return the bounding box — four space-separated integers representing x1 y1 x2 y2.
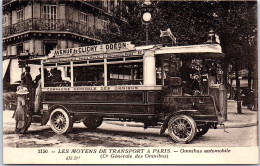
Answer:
83 116 103 129
197 125 209 136
50 108 73 134
168 115 197 143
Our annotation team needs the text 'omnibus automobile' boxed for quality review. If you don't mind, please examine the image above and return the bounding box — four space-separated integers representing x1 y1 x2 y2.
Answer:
20 42 225 143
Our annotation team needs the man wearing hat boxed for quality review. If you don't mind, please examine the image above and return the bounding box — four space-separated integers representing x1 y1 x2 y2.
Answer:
21 66 32 90
21 66 33 109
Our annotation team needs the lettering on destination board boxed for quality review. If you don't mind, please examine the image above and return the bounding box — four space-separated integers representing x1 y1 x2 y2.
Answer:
45 50 144 63
49 42 135 57
44 86 140 91
46 87 71 91
114 86 139 90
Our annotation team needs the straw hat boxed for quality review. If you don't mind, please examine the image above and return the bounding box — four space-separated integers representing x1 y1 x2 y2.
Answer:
16 86 29 95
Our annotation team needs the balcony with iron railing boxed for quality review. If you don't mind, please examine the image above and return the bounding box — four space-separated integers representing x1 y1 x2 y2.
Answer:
3 18 103 40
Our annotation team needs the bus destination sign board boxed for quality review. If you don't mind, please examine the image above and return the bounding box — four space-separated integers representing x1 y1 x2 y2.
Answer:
49 42 136 58
45 50 144 63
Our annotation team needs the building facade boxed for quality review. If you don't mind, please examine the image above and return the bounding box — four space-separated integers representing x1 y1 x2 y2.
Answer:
2 0 125 90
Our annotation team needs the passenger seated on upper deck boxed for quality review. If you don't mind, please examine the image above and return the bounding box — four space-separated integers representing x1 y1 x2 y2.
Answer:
179 60 200 95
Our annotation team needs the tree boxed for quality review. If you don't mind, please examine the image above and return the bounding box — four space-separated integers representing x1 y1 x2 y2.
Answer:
103 1 257 112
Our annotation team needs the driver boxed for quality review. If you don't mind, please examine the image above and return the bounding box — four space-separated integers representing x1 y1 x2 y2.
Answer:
179 60 200 94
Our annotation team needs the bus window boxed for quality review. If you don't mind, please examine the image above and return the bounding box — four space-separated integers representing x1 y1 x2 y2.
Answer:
43 62 71 87
107 62 143 85
44 66 71 87
74 65 104 86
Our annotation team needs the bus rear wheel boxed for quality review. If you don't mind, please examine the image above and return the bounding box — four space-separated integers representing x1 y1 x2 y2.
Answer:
50 108 73 134
168 115 196 143
83 116 103 129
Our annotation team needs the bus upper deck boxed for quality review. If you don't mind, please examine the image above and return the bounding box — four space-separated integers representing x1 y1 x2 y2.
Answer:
40 42 223 92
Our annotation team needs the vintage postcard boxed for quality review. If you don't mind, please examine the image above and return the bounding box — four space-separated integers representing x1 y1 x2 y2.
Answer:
2 0 258 164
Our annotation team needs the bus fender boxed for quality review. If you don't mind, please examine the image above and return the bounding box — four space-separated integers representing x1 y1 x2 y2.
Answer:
41 105 70 125
159 110 198 135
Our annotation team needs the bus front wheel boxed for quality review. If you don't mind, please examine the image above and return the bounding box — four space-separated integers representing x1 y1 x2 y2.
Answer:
83 116 103 129
50 108 73 134
168 115 196 143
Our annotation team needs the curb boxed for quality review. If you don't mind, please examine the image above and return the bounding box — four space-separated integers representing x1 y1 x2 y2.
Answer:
218 122 258 129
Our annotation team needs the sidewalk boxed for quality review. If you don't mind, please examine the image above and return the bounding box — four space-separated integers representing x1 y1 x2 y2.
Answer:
221 100 258 128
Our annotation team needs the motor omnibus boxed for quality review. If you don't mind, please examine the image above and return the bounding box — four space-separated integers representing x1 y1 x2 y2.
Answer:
18 42 224 143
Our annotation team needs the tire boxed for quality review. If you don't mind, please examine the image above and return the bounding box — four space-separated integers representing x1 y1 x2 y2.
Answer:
168 115 197 143
50 108 73 134
83 116 103 129
196 125 209 136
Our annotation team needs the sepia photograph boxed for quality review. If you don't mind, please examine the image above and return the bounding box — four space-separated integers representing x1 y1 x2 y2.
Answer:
2 0 258 164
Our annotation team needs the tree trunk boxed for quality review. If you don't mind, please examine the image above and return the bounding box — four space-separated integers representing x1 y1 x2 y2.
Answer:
253 52 258 111
234 59 242 114
221 60 228 120
248 61 252 90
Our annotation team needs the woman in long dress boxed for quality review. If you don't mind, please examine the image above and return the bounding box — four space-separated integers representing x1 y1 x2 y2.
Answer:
34 79 42 113
15 86 32 133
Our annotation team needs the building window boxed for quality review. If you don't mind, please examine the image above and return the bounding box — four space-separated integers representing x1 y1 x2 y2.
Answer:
102 20 108 29
2 15 7 27
80 12 88 27
80 12 89 33
104 0 108 12
17 8 24 22
43 5 57 20
110 0 114 11
42 5 57 30
17 43 23 55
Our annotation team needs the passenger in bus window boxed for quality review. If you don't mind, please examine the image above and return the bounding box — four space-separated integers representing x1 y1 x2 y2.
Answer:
179 60 200 95
49 68 62 82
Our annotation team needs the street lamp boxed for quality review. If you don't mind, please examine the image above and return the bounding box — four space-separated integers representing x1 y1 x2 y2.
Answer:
142 12 152 22
142 12 151 45
141 0 154 45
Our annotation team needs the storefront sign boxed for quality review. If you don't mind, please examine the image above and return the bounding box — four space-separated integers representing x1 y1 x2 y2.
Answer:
49 42 135 58
43 40 58 44
45 50 144 63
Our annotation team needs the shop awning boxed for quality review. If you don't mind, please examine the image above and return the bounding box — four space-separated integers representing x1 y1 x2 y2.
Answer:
10 59 22 84
2 59 11 79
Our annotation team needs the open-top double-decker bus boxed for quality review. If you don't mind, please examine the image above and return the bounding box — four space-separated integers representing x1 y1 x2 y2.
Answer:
17 41 224 143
